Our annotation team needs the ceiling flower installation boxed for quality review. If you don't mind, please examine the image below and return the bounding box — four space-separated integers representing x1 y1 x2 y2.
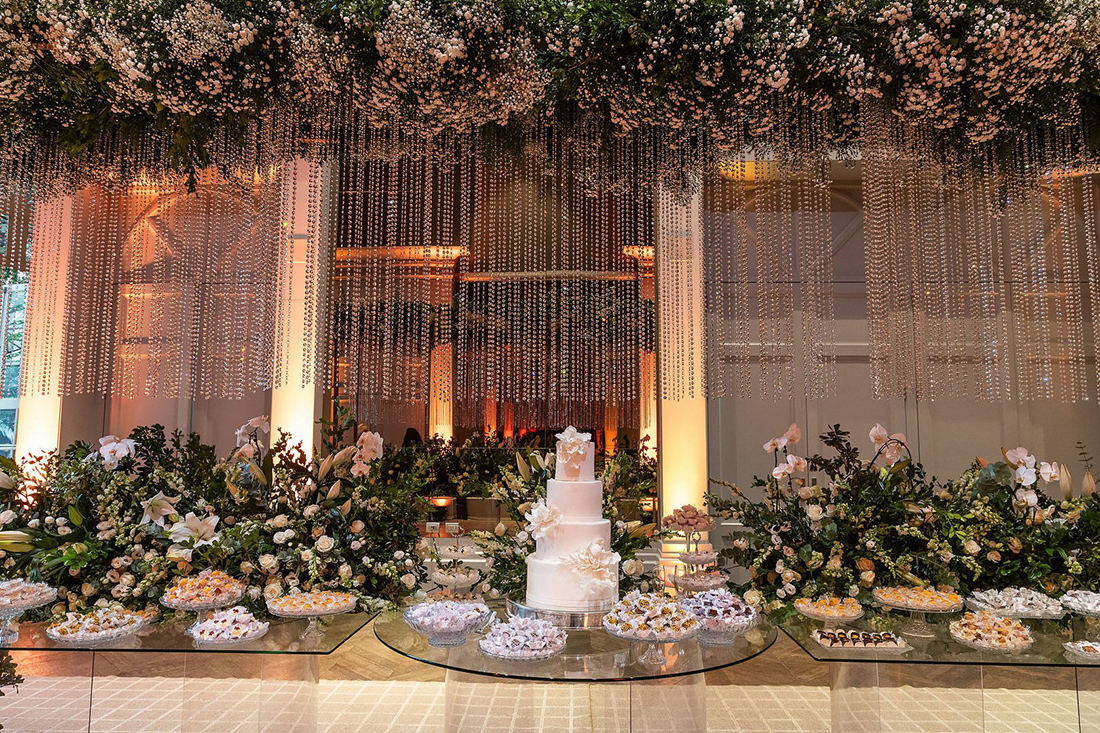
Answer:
1 0 1099 406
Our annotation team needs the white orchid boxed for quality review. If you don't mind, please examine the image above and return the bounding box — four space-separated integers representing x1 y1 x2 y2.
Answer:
869 423 907 465
235 415 270 447
355 430 384 464
140 492 180 528
98 435 137 469
1016 464 1037 487
1005 446 1031 467
1040 461 1060 483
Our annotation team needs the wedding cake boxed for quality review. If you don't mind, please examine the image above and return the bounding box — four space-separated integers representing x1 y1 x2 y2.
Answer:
524 427 620 612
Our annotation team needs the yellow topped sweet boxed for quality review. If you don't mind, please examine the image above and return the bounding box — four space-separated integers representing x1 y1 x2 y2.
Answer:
873 586 962 612
267 590 358 617
795 596 863 619
162 569 245 608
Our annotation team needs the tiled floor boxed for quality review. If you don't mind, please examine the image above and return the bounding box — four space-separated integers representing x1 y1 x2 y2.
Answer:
2 625 1099 732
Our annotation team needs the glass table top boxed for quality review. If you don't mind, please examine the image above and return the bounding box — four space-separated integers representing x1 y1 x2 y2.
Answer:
373 608 776 682
1 612 374 655
781 611 1100 666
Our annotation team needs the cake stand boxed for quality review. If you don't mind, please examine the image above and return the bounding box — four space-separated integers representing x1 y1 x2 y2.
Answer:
604 624 699 667
875 599 962 638
0 589 57 645
505 595 611 630
270 602 356 641
160 588 245 629
46 614 146 647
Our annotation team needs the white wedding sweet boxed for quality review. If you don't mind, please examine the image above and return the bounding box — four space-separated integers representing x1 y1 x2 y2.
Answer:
525 427 620 612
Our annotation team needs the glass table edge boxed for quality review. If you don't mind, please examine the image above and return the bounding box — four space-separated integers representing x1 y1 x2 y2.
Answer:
2 612 377 656
778 622 1100 668
372 615 778 683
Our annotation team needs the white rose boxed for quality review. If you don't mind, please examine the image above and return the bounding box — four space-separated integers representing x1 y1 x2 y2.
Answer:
273 531 287 545
269 514 288 529
964 540 981 556
301 549 314 562
258 554 278 572
394 550 405 560
263 583 283 600
805 505 824 522
494 522 507 537
240 561 255 575
400 573 417 589
119 573 135 587
247 586 262 600
350 520 365 534
58 526 72 536
80 583 95 596
350 540 362 551
315 535 335 554
304 505 319 519
744 589 763 608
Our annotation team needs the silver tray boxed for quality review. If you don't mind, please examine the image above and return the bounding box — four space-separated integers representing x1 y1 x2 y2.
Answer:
506 595 611 629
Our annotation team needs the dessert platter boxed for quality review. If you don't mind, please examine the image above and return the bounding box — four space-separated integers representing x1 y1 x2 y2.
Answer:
46 606 146 645
404 600 495 647
523 428 620 617
0 578 57 644
602 591 699 643
949 610 1034 653
679 589 758 644
678 550 719 567
603 591 699 666
479 617 568 660
188 606 269 645
673 568 730 595
430 566 481 592
966 587 1064 619
1061 590 1100 640
268 589 359 639
160 569 246 623
795 596 865 627
1064 639 1100 663
813 629 911 653
873 586 964 637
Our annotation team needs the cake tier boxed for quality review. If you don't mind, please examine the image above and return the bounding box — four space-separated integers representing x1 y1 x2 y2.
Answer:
537 518 611 557
546 478 604 520
555 440 596 481
526 555 619 612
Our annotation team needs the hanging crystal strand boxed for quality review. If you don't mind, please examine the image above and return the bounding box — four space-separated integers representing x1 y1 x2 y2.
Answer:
797 117 836 400
861 99 896 399
1050 127 1086 402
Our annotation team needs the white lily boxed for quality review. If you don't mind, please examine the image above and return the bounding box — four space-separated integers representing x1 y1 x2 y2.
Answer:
140 492 180 528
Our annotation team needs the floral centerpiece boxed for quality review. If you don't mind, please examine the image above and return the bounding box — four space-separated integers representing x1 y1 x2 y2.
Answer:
708 423 937 612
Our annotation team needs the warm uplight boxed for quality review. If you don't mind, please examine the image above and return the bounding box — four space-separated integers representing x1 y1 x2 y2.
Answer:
717 160 757 181
430 496 455 509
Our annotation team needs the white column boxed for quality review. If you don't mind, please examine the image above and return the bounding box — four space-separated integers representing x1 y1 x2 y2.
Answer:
271 159 326 457
15 195 74 468
654 185 709 580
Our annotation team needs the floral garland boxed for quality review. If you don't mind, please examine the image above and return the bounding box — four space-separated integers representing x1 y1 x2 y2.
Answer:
707 423 1100 615
1 0 1097 174
0 408 430 618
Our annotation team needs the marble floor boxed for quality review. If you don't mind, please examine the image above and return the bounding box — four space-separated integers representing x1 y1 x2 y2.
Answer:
2 625 1099 732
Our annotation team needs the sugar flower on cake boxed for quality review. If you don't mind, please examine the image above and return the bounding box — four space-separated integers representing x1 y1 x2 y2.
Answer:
555 426 591 473
98 435 137 470
140 492 180 528
564 540 619 596
166 512 220 561
523 499 562 541
869 423 907 465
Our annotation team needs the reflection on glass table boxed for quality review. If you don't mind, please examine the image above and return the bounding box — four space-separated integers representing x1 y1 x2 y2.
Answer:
375 607 776 733
2 613 378 733
782 610 1099 666
4 611 374 654
374 607 776 681
782 611 1100 733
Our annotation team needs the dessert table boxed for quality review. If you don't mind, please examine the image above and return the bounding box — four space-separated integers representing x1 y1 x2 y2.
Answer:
373 606 777 733
781 611 1100 733
0 612 374 733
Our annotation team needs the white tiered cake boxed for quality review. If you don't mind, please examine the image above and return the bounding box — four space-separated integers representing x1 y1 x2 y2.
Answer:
525 427 620 612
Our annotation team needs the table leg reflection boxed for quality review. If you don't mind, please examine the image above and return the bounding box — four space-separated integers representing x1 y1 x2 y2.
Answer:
830 662 881 733
1 649 93 733
443 672 705 733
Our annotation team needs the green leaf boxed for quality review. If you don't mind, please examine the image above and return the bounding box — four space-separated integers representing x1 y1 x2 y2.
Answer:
67 505 84 528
